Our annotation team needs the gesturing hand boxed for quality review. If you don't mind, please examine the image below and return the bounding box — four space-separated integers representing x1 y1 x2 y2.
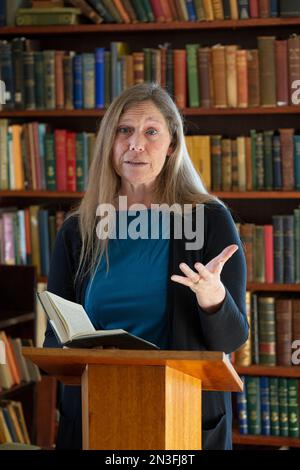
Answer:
170 244 239 314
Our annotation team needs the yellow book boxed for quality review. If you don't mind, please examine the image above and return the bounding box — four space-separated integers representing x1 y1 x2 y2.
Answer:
11 125 24 190
229 0 238 19
234 291 252 366
203 0 214 20
0 409 13 444
193 135 211 190
212 0 224 19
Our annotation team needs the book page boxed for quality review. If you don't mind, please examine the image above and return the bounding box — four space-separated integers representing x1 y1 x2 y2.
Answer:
46 292 95 340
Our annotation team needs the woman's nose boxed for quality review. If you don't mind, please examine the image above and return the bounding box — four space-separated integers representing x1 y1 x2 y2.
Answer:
128 135 145 152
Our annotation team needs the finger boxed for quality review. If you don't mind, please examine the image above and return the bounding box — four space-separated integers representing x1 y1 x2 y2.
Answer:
194 262 211 281
179 263 200 283
170 274 195 288
206 244 239 272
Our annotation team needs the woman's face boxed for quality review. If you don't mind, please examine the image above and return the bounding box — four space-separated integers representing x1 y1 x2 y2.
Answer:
112 101 173 188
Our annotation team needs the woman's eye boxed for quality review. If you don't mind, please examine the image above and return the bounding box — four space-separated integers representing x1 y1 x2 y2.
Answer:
147 129 158 136
117 127 129 134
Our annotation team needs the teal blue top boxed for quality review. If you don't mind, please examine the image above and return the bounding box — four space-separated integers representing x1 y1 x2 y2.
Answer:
84 210 170 349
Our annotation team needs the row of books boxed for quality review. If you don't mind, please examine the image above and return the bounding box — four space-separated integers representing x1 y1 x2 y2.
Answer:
236 376 300 437
1 0 296 27
1 121 299 192
0 121 96 191
186 130 300 192
237 211 300 285
0 400 31 446
0 207 66 277
2 34 300 111
233 293 300 367
0 331 41 391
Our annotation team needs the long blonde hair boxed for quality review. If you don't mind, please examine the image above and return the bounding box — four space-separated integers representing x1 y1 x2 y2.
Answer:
71 82 224 281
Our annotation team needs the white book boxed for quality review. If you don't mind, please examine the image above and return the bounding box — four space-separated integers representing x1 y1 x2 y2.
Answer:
37 291 159 350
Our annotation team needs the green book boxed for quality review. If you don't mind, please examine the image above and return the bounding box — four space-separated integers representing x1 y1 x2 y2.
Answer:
269 378 280 436
263 130 274 190
186 44 200 108
76 133 85 192
294 208 300 283
287 379 299 438
278 378 289 437
45 133 56 191
254 226 265 284
141 0 154 22
16 7 81 26
258 296 276 365
246 376 261 435
250 129 257 190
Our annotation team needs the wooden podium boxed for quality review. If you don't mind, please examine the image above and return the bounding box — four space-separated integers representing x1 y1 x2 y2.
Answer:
23 347 242 450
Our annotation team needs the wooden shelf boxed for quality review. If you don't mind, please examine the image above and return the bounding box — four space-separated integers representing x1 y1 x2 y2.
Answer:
232 430 300 447
235 365 300 377
0 381 35 399
1 18 300 36
1 106 300 118
0 312 35 329
1 190 300 199
247 283 300 292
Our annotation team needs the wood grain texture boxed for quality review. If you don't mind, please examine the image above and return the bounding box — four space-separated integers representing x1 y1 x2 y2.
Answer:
22 348 243 391
81 364 201 450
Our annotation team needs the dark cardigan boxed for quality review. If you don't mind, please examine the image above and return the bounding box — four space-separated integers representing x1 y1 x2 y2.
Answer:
44 202 248 450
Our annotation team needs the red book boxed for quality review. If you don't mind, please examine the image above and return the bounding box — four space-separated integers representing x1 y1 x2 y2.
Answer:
173 49 187 109
264 225 274 283
66 131 76 192
150 0 165 22
249 0 259 17
54 129 67 191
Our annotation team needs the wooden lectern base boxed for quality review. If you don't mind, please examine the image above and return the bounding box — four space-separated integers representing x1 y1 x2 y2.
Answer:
82 364 202 450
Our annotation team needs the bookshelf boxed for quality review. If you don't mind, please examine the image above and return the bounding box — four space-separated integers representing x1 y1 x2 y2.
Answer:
1 5 300 449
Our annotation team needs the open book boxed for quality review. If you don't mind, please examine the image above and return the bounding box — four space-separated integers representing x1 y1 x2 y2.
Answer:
37 291 159 350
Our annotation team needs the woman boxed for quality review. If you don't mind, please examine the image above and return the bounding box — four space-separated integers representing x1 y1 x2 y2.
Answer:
44 82 248 450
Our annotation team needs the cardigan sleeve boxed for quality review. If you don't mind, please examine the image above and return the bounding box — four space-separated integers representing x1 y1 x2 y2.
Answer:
43 219 77 348
197 204 249 354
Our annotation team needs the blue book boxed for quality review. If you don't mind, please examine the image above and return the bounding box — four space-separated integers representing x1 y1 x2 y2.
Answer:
260 377 271 435
95 47 105 108
270 0 279 17
73 54 83 109
294 135 300 190
38 123 47 190
236 376 248 434
2 407 17 442
38 209 50 277
0 0 6 26
272 134 283 189
185 0 197 21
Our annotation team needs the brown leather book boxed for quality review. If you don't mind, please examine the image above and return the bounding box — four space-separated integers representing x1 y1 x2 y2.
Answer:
198 47 212 108
292 299 300 343
258 0 269 17
211 44 227 108
173 49 187 109
225 45 238 108
132 52 144 84
275 40 289 106
221 138 232 191
257 36 276 106
247 49 260 107
279 128 295 190
275 299 292 366
236 49 248 108
288 34 300 105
